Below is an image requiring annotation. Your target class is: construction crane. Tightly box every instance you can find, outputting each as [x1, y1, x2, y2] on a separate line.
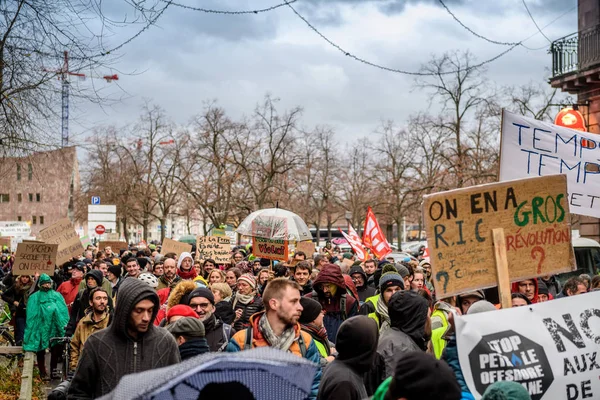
[44, 51, 118, 147]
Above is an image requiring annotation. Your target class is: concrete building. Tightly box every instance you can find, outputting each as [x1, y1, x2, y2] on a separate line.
[550, 0, 600, 241]
[0, 147, 80, 236]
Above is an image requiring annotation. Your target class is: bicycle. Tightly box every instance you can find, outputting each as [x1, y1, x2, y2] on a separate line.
[0, 310, 16, 369]
[48, 336, 72, 382]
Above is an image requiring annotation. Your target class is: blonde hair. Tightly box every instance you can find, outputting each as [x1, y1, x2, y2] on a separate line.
[208, 269, 226, 283]
[210, 282, 232, 298]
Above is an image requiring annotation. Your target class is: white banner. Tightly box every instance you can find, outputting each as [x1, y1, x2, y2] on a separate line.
[456, 291, 600, 400]
[0, 221, 31, 237]
[500, 110, 600, 218]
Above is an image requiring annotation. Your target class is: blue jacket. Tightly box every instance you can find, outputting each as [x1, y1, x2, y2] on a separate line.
[442, 335, 472, 396]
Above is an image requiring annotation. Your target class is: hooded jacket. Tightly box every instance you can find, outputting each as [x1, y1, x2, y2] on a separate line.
[177, 252, 197, 280]
[511, 280, 539, 303]
[23, 274, 70, 353]
[305, 264, 358, 343]
[377, 291, 429, 378]
[68, 278, 180, 399]
[67, 270, 114, 336]
[317, 316, 379, 400]
[348, 266, 376, 302]
[538, 275, 561, 298]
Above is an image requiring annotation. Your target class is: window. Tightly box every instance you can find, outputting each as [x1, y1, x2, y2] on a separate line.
[17, 193, 22, 202]
[28, 193, 33, 202]
[17, 164, 21, 181]
[40, 216, 44, 225]
[27, 163, 32, 180]
[32, 216, 36, 225]
[17, 216, 22, 222]
[36, 193, 41, 202]
[0, 194, 8, 203]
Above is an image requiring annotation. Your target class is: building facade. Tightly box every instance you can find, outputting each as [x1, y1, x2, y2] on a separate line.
[0, 147, 80, 236]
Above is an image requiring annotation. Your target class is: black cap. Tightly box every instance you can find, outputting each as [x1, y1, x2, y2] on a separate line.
[186, 287, 215, 305]
[73, 262, 86, 272]
[108, 265, 122, 278]
[299, 297, 322, 324]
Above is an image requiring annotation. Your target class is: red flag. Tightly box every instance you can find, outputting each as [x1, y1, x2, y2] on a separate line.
[362, 207, 391, 259]
[339, 225, 367, 261]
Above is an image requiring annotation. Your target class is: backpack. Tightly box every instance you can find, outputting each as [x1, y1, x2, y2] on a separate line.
[243, 326, 307, 357]
[217, 323, 233, 352]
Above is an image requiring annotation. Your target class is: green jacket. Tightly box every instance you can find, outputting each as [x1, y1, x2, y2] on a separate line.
[372, 377, 392, 400]
[23, 274, 70, 352]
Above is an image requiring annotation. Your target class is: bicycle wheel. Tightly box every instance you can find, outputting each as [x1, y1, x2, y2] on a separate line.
[0, 328, 17, 369]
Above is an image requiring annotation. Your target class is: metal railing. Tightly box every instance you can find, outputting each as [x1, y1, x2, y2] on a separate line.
[551, 25, 600, 79]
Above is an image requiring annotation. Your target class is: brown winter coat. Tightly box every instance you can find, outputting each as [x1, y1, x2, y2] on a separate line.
[69, 311, 111, 370]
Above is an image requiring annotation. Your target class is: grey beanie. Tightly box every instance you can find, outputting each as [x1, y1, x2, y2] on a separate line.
[395, 263, 410, 279]
[166, 317, 206, 338]
[379, 264, 405, 291]
[467, 300, 497, 315]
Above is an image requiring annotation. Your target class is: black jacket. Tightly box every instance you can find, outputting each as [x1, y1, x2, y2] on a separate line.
[203, 313, 235, 352]
[68, 278, 180, 399]
[178, 338, 210, 360]
[317, 316, 379, 400]
[214, 300, 235, 325]
[1, 281, 33, 318]
[232, 295, 264, 331]
[66, 270, 114, 336]
[349, 266, 376, 302]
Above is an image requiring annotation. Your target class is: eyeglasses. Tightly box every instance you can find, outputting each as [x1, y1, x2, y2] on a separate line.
[191, 302, 211, 309]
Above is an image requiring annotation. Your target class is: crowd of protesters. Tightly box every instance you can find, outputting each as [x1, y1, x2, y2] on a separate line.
[0, 240, 598, 400]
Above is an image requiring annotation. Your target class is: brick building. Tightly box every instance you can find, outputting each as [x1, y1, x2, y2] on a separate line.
[0, 147, 80, 236]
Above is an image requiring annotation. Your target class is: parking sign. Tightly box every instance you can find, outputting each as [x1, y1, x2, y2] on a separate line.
[91, 196, 101, 205]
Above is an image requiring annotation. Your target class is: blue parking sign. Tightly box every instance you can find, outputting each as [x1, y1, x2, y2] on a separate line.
[91, 196, 101, 205]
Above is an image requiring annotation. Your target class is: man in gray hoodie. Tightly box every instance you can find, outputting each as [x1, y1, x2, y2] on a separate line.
[68, 278, 180, 399]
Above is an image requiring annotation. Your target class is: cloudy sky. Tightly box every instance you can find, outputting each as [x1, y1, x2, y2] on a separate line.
[68, 0, 578, 144]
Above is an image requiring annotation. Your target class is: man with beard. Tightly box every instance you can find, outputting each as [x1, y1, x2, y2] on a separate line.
[292, 261, 313, 296]
[349, 265, 376, 302]
[305, 264, 358, 343]
[251, 258, 262, 276]
[227, 278, 322, 400]
[377, 290, 430, 378]
[70, 287, 112, 371]
[68, 278, 180, 398]
[156, 257, 182, 290]
[67, 270, 114, 336]
[186, 287, 234, 352]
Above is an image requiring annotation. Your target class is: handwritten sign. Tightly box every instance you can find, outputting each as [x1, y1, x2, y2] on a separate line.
[38, 218, 84, 266]
[161, 237, 192, 257]
[13, 242, 58, 275]
[500, 110, 600, 218]
[196, 236, 231, 264]
[99, 241, 128, 253]
[296, 241, 315, 257]
[423, 175, 575, 297]
[253, 237, 289, 261]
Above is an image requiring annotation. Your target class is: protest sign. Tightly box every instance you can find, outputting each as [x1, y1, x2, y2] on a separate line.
[161, 237, 192, 256]
[0, 221, 30, 237]
[500, 110, 600, 218]
[196, 236, 231, 264]
[13, 242, 58, 275]
[38, 218, 84, 266]
[457, 291, 600, 400]
[296, 241, 315, 257]
[423, 175, 575, 297]
[253, 237, 289, 261]
[99, 241, 128, 253]
[211, 228, 226, 237]
[80, 235, 92, 249]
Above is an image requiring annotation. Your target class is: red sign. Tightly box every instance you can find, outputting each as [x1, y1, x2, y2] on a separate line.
[362, 207, 391, 260]
[95, 225, 105, 235]
[554, 108, 587, 132]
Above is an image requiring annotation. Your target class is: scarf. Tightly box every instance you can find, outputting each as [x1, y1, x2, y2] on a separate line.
[178, 338, 210, 360]
[258, 313, 296, 351]
[376, 294, 391, 334]
[233, 291, 255, 307]
[301, 323, 330, 356]
[177, 268, 197, 280]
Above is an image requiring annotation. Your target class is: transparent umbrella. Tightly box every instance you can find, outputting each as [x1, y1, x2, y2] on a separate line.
[236, 208, 312, 241]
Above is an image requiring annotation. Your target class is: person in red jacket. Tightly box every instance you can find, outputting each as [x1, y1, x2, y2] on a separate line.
[511, 279, 539, 303]
[57, 262, 85, 312]
[305, 263, 358, 343]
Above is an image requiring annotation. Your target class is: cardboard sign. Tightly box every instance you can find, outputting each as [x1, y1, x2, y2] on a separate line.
[38, 218, 84, 266]
[457, 292, 600, 400]
[161, 237, 192, 257]
[13, 242, 58, 275]
[500, 110, 600, 218]
[253, 237, 289, 261]
[296, 241, 315, 257]
[211, 228, 226, 237]
[423, 175, 575, 297]
[196, 236, 231, 264]
[99, 241, 128, 253]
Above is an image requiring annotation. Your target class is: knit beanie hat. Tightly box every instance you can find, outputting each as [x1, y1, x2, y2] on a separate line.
[388, 351, 461, 400]
[186, 287, 215, 305]
[466, 300, 497, 315]
[395, 263, 410, 279]
[238, 274, 257, 290]
[537, 279, 549, 295]
[379, 264, 405, 291]
[166, 304, 199, 321]
[166, 317, 206, 338]
[299, 297, 322, 324]
[482, 381, 532, 400]
[108, 265, 122, 278]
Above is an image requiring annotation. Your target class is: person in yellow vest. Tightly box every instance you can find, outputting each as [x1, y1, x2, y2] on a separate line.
[430, 297, 458, 359]
[359, 264, 404, 333]
[299, 297, 336, 367]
